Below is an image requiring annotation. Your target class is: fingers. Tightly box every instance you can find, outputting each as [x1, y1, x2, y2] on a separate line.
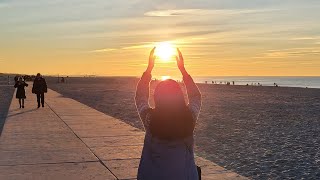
[147, 47, 156, 72]
[149, 47, 156, 59]
[151, 47, 156, 54]
[177, 48, 183, 60]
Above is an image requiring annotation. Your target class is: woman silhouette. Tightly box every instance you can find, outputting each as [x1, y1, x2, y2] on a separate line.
[14, 77, 28, 108]
[135, 48, 202, 180]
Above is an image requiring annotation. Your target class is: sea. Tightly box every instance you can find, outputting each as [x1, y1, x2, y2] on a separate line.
[2, 74, 320, 89]
[191, 76, 320, 89]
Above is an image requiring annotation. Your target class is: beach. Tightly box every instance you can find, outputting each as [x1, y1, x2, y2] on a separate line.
[0, 84, 15, 135]
[45, 77, 319, 179]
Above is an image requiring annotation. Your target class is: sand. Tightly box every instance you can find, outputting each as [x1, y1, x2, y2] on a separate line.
[45, 76, 320, 179]
[0, 85, 15, 135]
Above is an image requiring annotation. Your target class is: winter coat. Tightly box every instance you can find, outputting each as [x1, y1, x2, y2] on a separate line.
[14, 81, 28, 99]
[32, 77, 47, 94]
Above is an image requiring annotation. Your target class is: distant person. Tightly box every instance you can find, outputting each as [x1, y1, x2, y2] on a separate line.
[135, 48, 202, 180]
[32, 73, 47, 108]
[14, 75, 19, 83]
[14, 77, 28, 108]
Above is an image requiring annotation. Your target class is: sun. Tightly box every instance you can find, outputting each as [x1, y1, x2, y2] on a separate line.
[155, 42, 175, 62]
[161, 76, 171, 81]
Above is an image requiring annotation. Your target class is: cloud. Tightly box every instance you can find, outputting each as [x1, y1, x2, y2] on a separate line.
[144, 8, 277, 17]
[88, 48, 117, 53]
[145, 9, 203, 17]
[0, 2, 11, 9]
[290, 36, 320, 40]
[255, 47, 320, 59]
[122, 44, 152, 50]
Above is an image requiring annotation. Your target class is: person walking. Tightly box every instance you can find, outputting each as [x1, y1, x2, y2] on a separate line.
[14, 77, 28, 108]
[135, 48, 202, 180]
[32, 73, 47, 108]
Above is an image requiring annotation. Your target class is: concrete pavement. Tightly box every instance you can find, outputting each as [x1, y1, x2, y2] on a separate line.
[0, 85, 247, 180]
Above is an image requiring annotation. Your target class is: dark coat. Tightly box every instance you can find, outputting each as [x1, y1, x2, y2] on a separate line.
[14, 81, 28, 99]
[32, 77, 47, 94]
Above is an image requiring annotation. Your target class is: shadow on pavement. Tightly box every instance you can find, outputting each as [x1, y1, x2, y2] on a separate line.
[6, 108, 38, 118]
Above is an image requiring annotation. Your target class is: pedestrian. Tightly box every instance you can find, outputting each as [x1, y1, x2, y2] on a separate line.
[14, 77, 28, 108]
[32, 73, 47, 108]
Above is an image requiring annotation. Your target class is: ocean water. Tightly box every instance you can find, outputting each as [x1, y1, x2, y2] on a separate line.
[192, 76, 320, 89]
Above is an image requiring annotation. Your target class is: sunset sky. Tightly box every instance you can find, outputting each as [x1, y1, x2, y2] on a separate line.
[1, 0, 320, 77]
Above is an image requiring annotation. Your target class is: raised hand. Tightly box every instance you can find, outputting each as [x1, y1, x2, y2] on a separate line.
[146, 47, 156, 73]
[176, 48, 187, 75]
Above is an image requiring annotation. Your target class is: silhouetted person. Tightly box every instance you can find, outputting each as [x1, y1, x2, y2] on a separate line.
[14, 75, 19, 83]
[14, 77, 28, 108]
[135, 48, 201, 180]
[32, 73, 47, 108]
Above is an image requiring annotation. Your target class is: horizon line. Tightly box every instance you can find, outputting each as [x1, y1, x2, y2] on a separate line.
[1, 73, 319, 78]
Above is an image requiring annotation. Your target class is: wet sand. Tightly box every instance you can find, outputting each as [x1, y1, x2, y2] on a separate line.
[47, 77, 320, 179]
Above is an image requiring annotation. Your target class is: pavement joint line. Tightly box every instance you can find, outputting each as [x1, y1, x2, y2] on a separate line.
[45, 100, 119, 180]
[80, 135, 145, 138]
[103, 158, 140, 161]
[84, 144, 143, 148]
[49, 115, 106, 117]
[100, 158, 141, 161]
[0, 160, 100, 167]
[82, 135, 144, 138]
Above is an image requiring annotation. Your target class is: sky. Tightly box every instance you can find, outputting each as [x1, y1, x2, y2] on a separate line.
[1, 0, 320, 77]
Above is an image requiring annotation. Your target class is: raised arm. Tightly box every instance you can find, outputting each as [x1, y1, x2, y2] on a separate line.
[135, 48, 155, 130]
[176, 48, 202, 121]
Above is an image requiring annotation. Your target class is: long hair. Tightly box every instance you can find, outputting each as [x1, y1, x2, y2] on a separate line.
[150, 79, 194, 140]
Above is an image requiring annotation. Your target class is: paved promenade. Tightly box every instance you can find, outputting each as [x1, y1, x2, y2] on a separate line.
[0, 85, 247, 179]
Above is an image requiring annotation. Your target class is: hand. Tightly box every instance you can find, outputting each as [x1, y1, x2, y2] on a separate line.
[176, 48, 187, 74]
[146, 47, 156, 73]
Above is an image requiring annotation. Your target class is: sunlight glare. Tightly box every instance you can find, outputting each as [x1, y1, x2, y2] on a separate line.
[161, 76, 171, 81]
[155, 42, 175, 62]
